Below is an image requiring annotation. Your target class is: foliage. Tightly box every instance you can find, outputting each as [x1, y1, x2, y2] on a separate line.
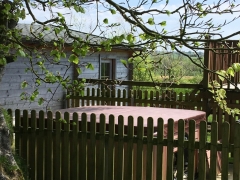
[209, 63, 240, 116]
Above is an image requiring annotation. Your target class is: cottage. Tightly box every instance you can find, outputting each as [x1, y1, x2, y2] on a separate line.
[0, 24, 134, 111]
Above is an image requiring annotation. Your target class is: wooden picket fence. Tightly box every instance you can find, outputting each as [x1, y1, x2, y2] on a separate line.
[67, 86, 240, 141]
[13, 109, 240, 180]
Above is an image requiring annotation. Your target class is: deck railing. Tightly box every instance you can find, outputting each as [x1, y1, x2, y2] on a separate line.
[67, 79, 240, 141]
[14, 109, 239, 180]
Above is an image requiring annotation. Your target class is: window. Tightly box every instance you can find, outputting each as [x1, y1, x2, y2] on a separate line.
[101, 59, 115, 80]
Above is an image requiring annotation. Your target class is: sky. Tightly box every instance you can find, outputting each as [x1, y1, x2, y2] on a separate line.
[19, 0, 240, 42]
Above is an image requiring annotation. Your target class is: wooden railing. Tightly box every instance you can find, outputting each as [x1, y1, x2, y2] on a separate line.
[67, 80, 240, 141]
[14, 109, 239, 180]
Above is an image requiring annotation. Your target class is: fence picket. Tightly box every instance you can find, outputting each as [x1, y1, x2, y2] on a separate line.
[166, 119, 174, 180]
[71, 112, 79, 180]
[136, 117, 143, 180]
[80, 113, 87, 180]
[46, 111, 53, 180]
[233, 122, 240, 180]
[62, 112, 70, 180]
[176, 119, 185, 180]
[124, 116, 134, 180]
[146, 117, 154, 180]
[98, 114, 106, 180]
[187, 120, 196, 180]
[156, 118, 164, 180]
[87, 88, 90, 106]
[117, 89, 121, 106]
[89, 113, 96, 180]
[53, 112, 61, 180]
[198, 121, 207, 180]
[116, 115, 124, 180]
[38, 110, 45, 180]
[29, 110, 37, 180]
[108, 114, 115, 180]
[14, 109, 21, 156]
[97, 88, 101, 105]
[210, 121, 218, 180]
[221, 122, 230, 180]
[22, 110, 29, 169]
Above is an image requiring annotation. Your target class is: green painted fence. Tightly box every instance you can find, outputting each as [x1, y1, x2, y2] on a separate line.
[13, 109, 240, 180]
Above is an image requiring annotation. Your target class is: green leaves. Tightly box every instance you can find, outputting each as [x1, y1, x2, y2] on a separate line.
[103, 18, 108, 24]
[227, 67, 235, 77]
[147, 18, 155, 25]
[0, 57, 6, 65]
[110, 9, 116, 14]
[126, 34, 135, 44]
[21, 81, 28, 89]
[38, 98, 44, 105]
[68, 54, 79, 64]
[232, 63, 240, 72]
[217, 70, 226, 81]
[17, 49, 26, 57]
[120, 59, 128, 67]
[74, 5, 85, 13]
[86, 63, 94, 70]
[159, 21, 166, 27]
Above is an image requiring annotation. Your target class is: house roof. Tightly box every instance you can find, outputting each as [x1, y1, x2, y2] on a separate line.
[17, 23, 105, 44]
[16, 24, 135, 51]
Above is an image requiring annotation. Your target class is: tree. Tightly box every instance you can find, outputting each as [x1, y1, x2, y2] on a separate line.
[0, 0, 240, 178]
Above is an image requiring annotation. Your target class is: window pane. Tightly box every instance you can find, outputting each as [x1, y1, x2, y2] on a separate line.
[101, 62, 111, 79]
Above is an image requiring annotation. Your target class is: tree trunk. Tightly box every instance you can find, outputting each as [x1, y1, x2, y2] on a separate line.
[0, 66, 24, 179]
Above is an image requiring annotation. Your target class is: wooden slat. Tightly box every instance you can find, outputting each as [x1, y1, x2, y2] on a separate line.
[98, 114, 106, 180]
[210, 121, 218, 180]
[92, 88, 96, 106]
[75, 92, 80, 107]
[166, 119, 174, 180]
[233, 122, 240, 180]
[38, 110, 45, 180]
[22, 110, 29, 167]
[124, 116, 134, 180]
[46, 111, 53, 180]
[123, 90, 127, 106]
[156, 118, 164, 180]
[87, 88, 90, 106]
[136, 117, 143, 180]
[29, 110, 37, 180]
[89, 113, 96, 180]
[176, 119, 185, 180]
[108, 114, 115, 180]
[116, 115, 124, 180]
[117, 89, 121, 106]
[187, 120, 196, 180]
[71, 112, 79, 180]
[53, 112, 61, 180]
[97, 88, 101, 105]
[198, 121, 207, 180]
[146, 117, 153, 180]
[62, 112, 70, 180]
[14, 109, 21, 157]
[221, 122, 229, 180]
[80, 113, 87, 180]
